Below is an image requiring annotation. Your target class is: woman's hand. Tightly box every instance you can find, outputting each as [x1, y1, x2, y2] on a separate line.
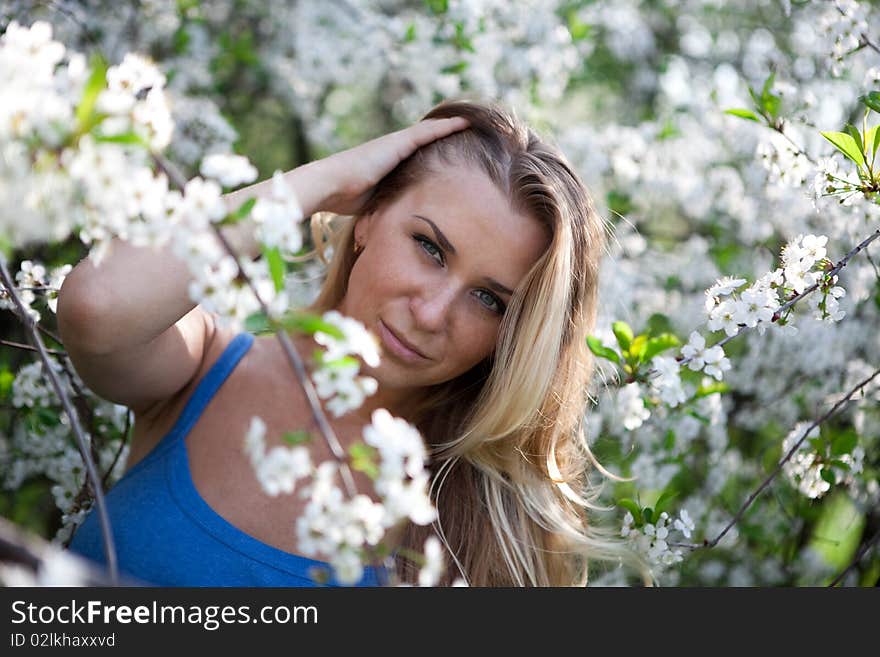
[302, 117, 469, 216]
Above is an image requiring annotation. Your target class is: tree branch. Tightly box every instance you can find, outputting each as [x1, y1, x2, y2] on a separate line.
[152, 153, 361, 499]
[0, 338, 66, 357]
[0, 258, 118, 583]
[703, 364, 880, 549]
[671, 227, 880, 372]
[828, 528, 880, 587]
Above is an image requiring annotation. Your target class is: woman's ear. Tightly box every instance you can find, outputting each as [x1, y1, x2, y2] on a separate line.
[353, 212, 374, 246]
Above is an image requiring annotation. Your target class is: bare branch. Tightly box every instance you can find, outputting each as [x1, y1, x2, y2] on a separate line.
[0, 257, 118, 584]
[828, 528, 880, 587]
[152, 153, 361, 499]
[703, 365, 880, 549]
[0, 338, 66, 357]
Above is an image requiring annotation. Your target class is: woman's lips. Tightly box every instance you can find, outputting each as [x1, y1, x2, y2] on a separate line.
[378, 320, 429, 363]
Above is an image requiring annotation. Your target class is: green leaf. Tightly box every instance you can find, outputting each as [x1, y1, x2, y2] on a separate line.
[94, 132, 148, 147]
[349, 442, 379, 480]
[806, 492, 865, 578]
[611, 321, 633, 352]
[404, 23, 417, 42]
[829, 458, 851, 472]
[760, 72, 781, 119]
[227, 197, 257, 224]
[618, 498, 642, 523]
[866, 124, 880, 157]
[280, 312, 344, 339]
[629, 334, 647, 361]
[566, 11, 591, 41]
[645, 313, 674, 337]
[75, 54, 108, 133]
[830, 431, 858, 457]
[0, 368, 14, 401]
[320, 355, 359, 370]
[261, 245, 285, 293]
[821, 131, 866, 168]
[642, 333, 680, 363]
[724, 108, 762, 123]
[642, 507, 654, 525]
[684, 409, 711, 425]
[820, 468, 836, 485]
[695, 380, 729, 398]
[586, 336, 620, 364]
[440, 61, 468, 75]
[860, 91, 880, 114]
[244, 311, 270, 334]
[654, 490, 678, 517]
[425, 0, 449, 14]
[282, 430, 312, 446]
[844, 123, 864, 156]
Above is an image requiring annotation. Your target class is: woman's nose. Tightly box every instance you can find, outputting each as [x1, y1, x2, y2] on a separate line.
[410, 282, 457, 333]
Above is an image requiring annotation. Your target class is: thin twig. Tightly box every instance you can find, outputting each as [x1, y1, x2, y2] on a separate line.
[704, 365, 880, 549]
[860, 35, 880, 56]
[102, 410, 131, 490]
[828, 529, 880, 587]
[668, 227, 880, 373]
[152, 153, 360, 498]
[0, 257, 118, 583]
[36, 322, 63, 346]
[0, 339, 66, 357]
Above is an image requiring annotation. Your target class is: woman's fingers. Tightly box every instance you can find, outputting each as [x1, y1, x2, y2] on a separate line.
[315, 116, 470, 215]
[392, 117, 470, 159]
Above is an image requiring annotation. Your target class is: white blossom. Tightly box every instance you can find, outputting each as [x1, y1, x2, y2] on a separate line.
[418, 536, 445, 587]
[618, 382, 650, 430]
[651, 356, 687, 407]
[252, 171, 305, 255]
[199, 153, 258, 188]
[673, 509, 695, 539]
[315, 310, 381, 368]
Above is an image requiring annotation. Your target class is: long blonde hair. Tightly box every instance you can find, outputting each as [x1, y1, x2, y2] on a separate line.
[308, 100, 633, 586]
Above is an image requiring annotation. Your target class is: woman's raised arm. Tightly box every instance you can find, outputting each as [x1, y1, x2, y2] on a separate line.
[55, 117, 469, 414]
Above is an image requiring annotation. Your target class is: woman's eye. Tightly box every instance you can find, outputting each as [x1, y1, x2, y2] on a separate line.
[414, 234, 444, 265]
[475, 289, 504, 315]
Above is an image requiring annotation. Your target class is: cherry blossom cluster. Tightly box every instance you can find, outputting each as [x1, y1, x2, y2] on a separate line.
[621, 509, 695, 570]
[5, 359, 129, 541]
[311, 311, 381, 418]
[242, 407, 438, 585]
[0, 259, 71, 324]
[781, 422, 865, 499]
[817, 0, 871, 76]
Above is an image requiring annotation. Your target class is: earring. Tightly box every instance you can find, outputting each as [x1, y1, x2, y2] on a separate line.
[353, 240, 364, 255]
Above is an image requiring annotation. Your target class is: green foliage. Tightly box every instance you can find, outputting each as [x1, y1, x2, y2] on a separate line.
[748, 72, 782, 122]
[724, 108, 762, 123]
[807, 492, 865, 577]
[282, 430, 313, 446]
[220, 197, 257, 225]
[261, 244, 286, 293]
[589, 320, 681, 382]
[586, 335, 621, 364]
[821, 130, 865, 168]
[860, 90, 880, 114]
[349, 442, 379, 480]
[74, 54, 109, 137]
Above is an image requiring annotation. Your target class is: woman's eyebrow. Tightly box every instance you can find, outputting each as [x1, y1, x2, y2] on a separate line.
[483, 277, 514, 297]
[413, 214, 514, 297]
[413, 214, 457, 255]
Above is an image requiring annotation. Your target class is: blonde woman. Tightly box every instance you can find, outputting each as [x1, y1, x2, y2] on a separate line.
[59, 100, 625, 586]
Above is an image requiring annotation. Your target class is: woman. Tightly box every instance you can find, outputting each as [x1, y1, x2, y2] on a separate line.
[59, 100, 624, 586]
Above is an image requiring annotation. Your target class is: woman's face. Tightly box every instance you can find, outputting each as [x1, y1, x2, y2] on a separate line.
[337, 160, 550, 412]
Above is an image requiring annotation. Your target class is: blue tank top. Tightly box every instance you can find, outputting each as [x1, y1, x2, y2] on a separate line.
[68, 332, 388, 586]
